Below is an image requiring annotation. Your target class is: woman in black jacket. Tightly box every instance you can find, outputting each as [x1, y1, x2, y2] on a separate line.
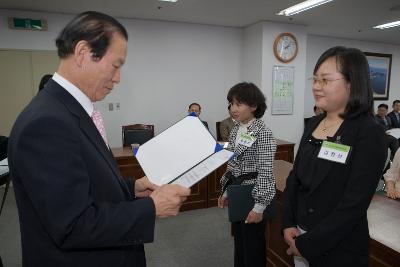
[282, 46, 387, 266]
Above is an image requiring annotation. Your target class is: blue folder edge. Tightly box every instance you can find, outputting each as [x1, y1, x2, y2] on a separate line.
[214, 142, 223, 153]
[133, 147, 139, 156]
[188, 112, 197, 117]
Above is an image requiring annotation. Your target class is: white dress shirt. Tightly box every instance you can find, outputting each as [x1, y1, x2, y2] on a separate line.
[52, 72, 94, 117]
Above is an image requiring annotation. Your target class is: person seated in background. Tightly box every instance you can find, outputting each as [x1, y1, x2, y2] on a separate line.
[375, 103, 393, 130]
[383, 149, 400, 199]
[313, 105, 324, 116]
[375, 103, 399, 159]
[188, 102, 208, 129]
[387, 100, 400, 128]
[219, 104, 235, 142]
[38, 74, 53, 91]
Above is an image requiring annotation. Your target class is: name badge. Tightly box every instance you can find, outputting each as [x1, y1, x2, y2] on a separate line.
[238, 133, 256, 147]
[317, 141, 351, 164]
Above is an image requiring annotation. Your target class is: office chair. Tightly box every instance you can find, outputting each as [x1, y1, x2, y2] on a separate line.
[122, 124, 154, 146]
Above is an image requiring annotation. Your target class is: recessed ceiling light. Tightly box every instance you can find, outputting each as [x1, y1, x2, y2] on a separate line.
[277, 0, 334, 16]
[373, 21, 400, 29]
[158, 0, 178, 2]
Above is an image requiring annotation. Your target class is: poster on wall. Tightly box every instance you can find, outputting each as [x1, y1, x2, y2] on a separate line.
[364, 52, 392, 100]
[272, 66, 294, 115]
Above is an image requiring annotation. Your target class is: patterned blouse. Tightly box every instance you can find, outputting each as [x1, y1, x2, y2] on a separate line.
[220, 118, 276, 212]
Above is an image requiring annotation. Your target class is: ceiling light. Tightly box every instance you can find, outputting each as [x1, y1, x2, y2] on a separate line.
[158, 0, 178, 2]
[373, 21, 400, 29]
[277, 0, 334, 16]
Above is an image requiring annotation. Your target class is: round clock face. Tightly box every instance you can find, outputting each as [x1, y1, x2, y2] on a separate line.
[273, 33, 298, 63]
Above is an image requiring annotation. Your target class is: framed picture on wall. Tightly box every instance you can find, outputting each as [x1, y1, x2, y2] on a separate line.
[364, 52, 392, 100]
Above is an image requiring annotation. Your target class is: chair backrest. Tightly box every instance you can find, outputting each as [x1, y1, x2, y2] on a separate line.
[216, 121, 222, 141]
[0, 136, 8, 161]
[122, 124, 154, 146]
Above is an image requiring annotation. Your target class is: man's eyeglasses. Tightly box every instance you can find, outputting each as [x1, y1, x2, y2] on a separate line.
[309, 77, 345, 87]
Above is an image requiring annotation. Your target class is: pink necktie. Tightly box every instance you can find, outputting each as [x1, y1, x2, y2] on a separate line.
[92, 109, 109, 146]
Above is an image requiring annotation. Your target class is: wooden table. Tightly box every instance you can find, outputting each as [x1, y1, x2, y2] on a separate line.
[268, 160, 400, 267]
[111, 139, 295, 211]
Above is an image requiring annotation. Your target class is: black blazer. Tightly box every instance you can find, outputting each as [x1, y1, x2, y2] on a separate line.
[387, 111, 400, 128]
[8, 80, 155, 267]
[282, 114, 386, 266]
[374, 115, 392, 131]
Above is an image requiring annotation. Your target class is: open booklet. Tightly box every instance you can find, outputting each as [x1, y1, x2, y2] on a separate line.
[134, 114, 234, 188]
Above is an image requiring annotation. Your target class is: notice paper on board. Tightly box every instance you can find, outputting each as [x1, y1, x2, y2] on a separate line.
[134, 115, 234, 188]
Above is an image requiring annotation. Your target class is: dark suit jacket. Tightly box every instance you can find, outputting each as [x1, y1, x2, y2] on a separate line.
[8, 80, 155, 267]
[387, 111, 400, 128]
[375, 115, 392, 131]
[282, 114, 386, 266]
[201, 120, 209, 129]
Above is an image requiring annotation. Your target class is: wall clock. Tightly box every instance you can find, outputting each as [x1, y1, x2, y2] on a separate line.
[273, 33, 298, 63]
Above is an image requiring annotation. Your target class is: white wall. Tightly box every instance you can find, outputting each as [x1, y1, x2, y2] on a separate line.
[242, 22, 308, 146]
[2, 9, 399, 149]
[261, 22, 308, 146]
[242, 23, 263, 87]
[305, 35, 400, 118]
[103, 19, 242, 147]
[0, 10, 242, 147]
[0, 10, 71, 50]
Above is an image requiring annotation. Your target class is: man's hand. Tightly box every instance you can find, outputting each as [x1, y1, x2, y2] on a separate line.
[135, 176, 157, 197]
[245, 210, 263, 224]
[283, 227, 302, 257]
[217, 196, 228, 208]
[150, 184, 191, 218]
[287, 241, 301, 257]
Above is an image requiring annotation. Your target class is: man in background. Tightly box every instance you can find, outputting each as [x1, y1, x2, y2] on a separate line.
[387, 100, 400, 128]
[218, 104, 235, 142]
[188, 102, 209, 129]
[376, 103, 399, 159]
[8, 11, 190, 267]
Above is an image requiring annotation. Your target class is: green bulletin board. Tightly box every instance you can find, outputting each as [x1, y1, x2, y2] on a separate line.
[272, 65, 294, 115]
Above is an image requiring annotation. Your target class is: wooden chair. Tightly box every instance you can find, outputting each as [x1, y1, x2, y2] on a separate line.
[122, 124, 154, 146]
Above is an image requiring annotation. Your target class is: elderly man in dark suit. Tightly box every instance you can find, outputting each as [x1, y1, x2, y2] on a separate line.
[8, 11, 190, 267]
[376, 103, 399, 159]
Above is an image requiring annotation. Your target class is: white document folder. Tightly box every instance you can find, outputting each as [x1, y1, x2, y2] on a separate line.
[134, 115, 234, 187]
